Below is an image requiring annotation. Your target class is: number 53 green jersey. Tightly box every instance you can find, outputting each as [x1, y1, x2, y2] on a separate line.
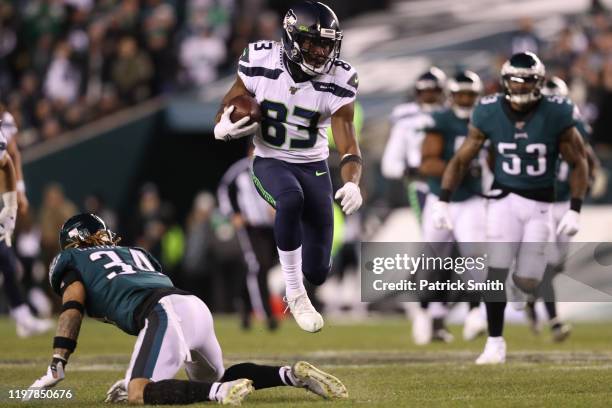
[49, 246, 174, 335]
[471, 93, 576, 195]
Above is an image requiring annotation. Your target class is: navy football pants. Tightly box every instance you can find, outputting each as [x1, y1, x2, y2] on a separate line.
[0, 241, 25, 308]
[252, 156, 333, 286]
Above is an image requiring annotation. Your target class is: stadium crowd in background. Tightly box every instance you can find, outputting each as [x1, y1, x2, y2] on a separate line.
[2, 1, 609, 151]
[0, 0, 283, 148]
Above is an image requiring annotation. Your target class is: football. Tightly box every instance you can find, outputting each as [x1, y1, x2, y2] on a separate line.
[228, 94, 262, 125]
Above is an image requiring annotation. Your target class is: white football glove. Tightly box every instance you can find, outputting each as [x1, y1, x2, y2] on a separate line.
[432, 200, 453, 230]
[105, 379, 128, 403]
[334, 182, 362, 215]
[556, 209, 580, 236]
[24, 355, 66, 401]
[0, 191, 17, 246]
[214, 105, 260, 141]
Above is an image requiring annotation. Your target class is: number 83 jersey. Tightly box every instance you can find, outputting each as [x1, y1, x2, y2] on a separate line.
[471, 93, 577, 195]
[49, 246, 174, 335]
[238, 41, 358, 163]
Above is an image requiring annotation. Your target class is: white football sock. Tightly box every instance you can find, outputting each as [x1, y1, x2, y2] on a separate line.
[429, 302, 448, 319]
[279, 366, 298, 386]
[278, 246, 305, 298]
[487, 336, 504, 344]
[209, 382, 222, 401]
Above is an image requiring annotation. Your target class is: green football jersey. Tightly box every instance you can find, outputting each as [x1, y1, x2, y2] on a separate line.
[555, 113, 590, 202]
[49, 245, 174, 335]
[471, 93, 576, 195]
[425, 109, 482, 202]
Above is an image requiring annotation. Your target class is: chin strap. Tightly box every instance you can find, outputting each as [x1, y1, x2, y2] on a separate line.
[283, 55, 314, 83]
[452, 106, 472, 119]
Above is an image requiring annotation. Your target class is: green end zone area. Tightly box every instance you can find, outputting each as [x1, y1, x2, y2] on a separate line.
[0, 317, 611, 407]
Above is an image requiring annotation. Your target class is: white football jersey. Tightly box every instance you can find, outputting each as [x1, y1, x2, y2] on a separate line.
[0, 112, 13, 160]
[237, 41, 358, 163]
[0, 111, 17, 143]
[381, 102, 436, 179]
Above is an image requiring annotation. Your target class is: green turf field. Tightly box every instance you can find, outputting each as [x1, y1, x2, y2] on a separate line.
[0, 316, 611, 407]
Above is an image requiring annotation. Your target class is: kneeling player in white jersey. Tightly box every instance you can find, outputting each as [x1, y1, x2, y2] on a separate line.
[214, 1, 363, 333]
[434, 52, 588, 364]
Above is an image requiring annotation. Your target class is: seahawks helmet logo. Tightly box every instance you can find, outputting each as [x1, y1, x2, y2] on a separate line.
[284, 9, 297, 29]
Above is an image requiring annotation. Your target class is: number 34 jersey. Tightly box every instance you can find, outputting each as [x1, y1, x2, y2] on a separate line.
[238, 41, 359, 163]
[49, 246, 174, 334]
[471, 93, 577, 194]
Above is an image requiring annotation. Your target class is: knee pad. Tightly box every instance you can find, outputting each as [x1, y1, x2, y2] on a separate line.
[276, 190, 304, 214]
[512, 274, 540, 294]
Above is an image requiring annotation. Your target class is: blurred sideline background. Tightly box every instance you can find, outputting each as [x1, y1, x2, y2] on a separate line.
[2, 0, 612, 322]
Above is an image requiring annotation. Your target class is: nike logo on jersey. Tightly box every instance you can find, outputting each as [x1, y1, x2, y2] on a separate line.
[315, 171, 327, 176]
[289, 86, 299, 95]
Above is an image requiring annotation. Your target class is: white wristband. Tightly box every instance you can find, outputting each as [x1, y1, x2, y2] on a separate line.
[16, 180, 25, 193]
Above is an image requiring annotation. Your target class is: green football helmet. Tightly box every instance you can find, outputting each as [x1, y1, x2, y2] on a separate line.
[59, 213, 118, 250]
[501, 52, 545, 105]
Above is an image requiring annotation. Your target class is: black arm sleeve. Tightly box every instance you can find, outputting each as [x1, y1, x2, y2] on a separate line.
[59, 269, 83, 295]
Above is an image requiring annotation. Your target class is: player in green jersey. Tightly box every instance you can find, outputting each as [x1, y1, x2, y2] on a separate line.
[434, 52, 589, 364]
[524, 76, 600, 342]
[415, 71, 487, 345]
[26, 214, 348, 405]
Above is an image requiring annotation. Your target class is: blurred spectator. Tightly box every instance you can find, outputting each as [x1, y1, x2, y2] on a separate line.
[0, 1, 18, 95]
[111, 37, 153, 104]
[83, 193, 118, 232]
[44, 41, 81, 106]
[128, 182, 170, 260]
[38, 183, 78, 267]
[592, 58, 612, 151]
[180, 28, 226, 86]
[181, 191, 216, 299]
[510, 17, 542, 55]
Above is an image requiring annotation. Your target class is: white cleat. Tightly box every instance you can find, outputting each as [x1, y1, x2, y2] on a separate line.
[411, 308, 432, 345]
[216, 379, 254, 406]
[463, 308, 487, 341]
[285, 292, 324, 333]
[292, 361, 348, 399]
[475, 337, 506, 365]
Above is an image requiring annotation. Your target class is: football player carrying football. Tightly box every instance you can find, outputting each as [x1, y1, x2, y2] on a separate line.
[214, 1, 362, 333]
[435, 52, 588, 364]
[26, 214, 348, 404]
